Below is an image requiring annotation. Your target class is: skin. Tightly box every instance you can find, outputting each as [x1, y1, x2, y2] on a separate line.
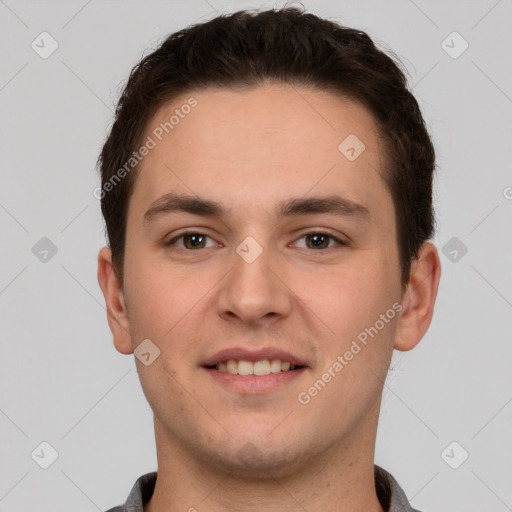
[97, 83, 441, 512]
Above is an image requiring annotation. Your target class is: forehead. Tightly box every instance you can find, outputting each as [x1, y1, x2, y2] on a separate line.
[146, 83, 382, 161]
[129, 83, 392, 227]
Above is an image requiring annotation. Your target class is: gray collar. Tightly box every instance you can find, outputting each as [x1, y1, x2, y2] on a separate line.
[106, 465, 421, 512]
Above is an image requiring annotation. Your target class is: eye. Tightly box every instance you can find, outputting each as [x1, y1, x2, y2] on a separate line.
[292, 231, 347, 250]
[165, 230, 348, 251]
[166, 231, 218, 250]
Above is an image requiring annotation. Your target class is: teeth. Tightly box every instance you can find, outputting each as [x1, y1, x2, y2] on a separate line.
[226, 360, 238, 374]
[214, 359, 300, 376]
[238, 360, 253, 376]
[270, 359, 282, 373]
[253, 360, 270, 376]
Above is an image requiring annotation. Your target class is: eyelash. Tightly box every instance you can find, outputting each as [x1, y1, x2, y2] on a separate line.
[165, 230, 348, 251]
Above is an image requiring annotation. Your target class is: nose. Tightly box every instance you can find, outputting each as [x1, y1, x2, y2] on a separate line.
[215, 237, 292, 329]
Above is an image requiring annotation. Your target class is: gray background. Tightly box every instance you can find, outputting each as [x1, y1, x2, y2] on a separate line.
[0, 0, 511, 510]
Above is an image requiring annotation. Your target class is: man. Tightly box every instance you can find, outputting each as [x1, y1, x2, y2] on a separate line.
[97, 6, 441, 512]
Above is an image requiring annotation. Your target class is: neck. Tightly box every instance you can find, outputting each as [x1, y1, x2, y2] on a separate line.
[145, 417, 385, 512]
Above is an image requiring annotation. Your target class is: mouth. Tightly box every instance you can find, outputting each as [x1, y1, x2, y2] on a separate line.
[200, 347, 309, 394]
[204, 359, 305, 376]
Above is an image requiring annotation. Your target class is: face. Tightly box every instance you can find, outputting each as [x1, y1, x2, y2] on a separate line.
[101, 83, 414, 477]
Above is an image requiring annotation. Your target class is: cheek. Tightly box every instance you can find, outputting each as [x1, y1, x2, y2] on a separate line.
[302, 257, 394, 329]
[123, 247, 184, 342]
[123, 247, 221, 360]
[296, 260, 399, 391]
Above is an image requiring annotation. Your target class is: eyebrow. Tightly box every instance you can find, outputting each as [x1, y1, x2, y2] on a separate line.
[143, 192, 370, 225]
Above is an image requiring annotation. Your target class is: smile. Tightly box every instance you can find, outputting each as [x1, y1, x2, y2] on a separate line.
[208, 359, 303, 376]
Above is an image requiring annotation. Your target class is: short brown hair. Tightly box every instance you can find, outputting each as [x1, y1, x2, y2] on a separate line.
[97, 6, 436, 290]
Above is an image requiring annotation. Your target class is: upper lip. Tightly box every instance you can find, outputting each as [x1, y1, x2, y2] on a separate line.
[201, 347, 309, 367]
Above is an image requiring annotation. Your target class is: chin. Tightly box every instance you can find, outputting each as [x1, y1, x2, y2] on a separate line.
[197, 437, 308, 480]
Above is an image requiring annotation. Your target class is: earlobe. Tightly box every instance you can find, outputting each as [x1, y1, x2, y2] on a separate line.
[394, 241, 441, 352]
[97, 247, 134, 355]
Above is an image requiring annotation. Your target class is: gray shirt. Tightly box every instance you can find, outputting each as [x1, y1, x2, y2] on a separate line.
[105, 465, 421, 512]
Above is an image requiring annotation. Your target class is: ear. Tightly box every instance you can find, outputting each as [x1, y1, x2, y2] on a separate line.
[394, 241, 441, 351]
[97, 246, 133, 354]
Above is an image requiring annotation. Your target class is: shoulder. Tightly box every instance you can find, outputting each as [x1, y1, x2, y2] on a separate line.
[103, 471, 158, 512]
[375, 464, 423, 512]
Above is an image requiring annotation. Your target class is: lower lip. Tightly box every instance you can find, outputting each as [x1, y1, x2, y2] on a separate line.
[202, 367, 307, 394]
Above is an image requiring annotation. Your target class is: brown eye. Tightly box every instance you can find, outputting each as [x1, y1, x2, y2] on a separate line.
[305, 233, 330, 249]
[166, 232, 216, 250]
[294, 232, 346, 250]
[182, 233, 206, 249]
